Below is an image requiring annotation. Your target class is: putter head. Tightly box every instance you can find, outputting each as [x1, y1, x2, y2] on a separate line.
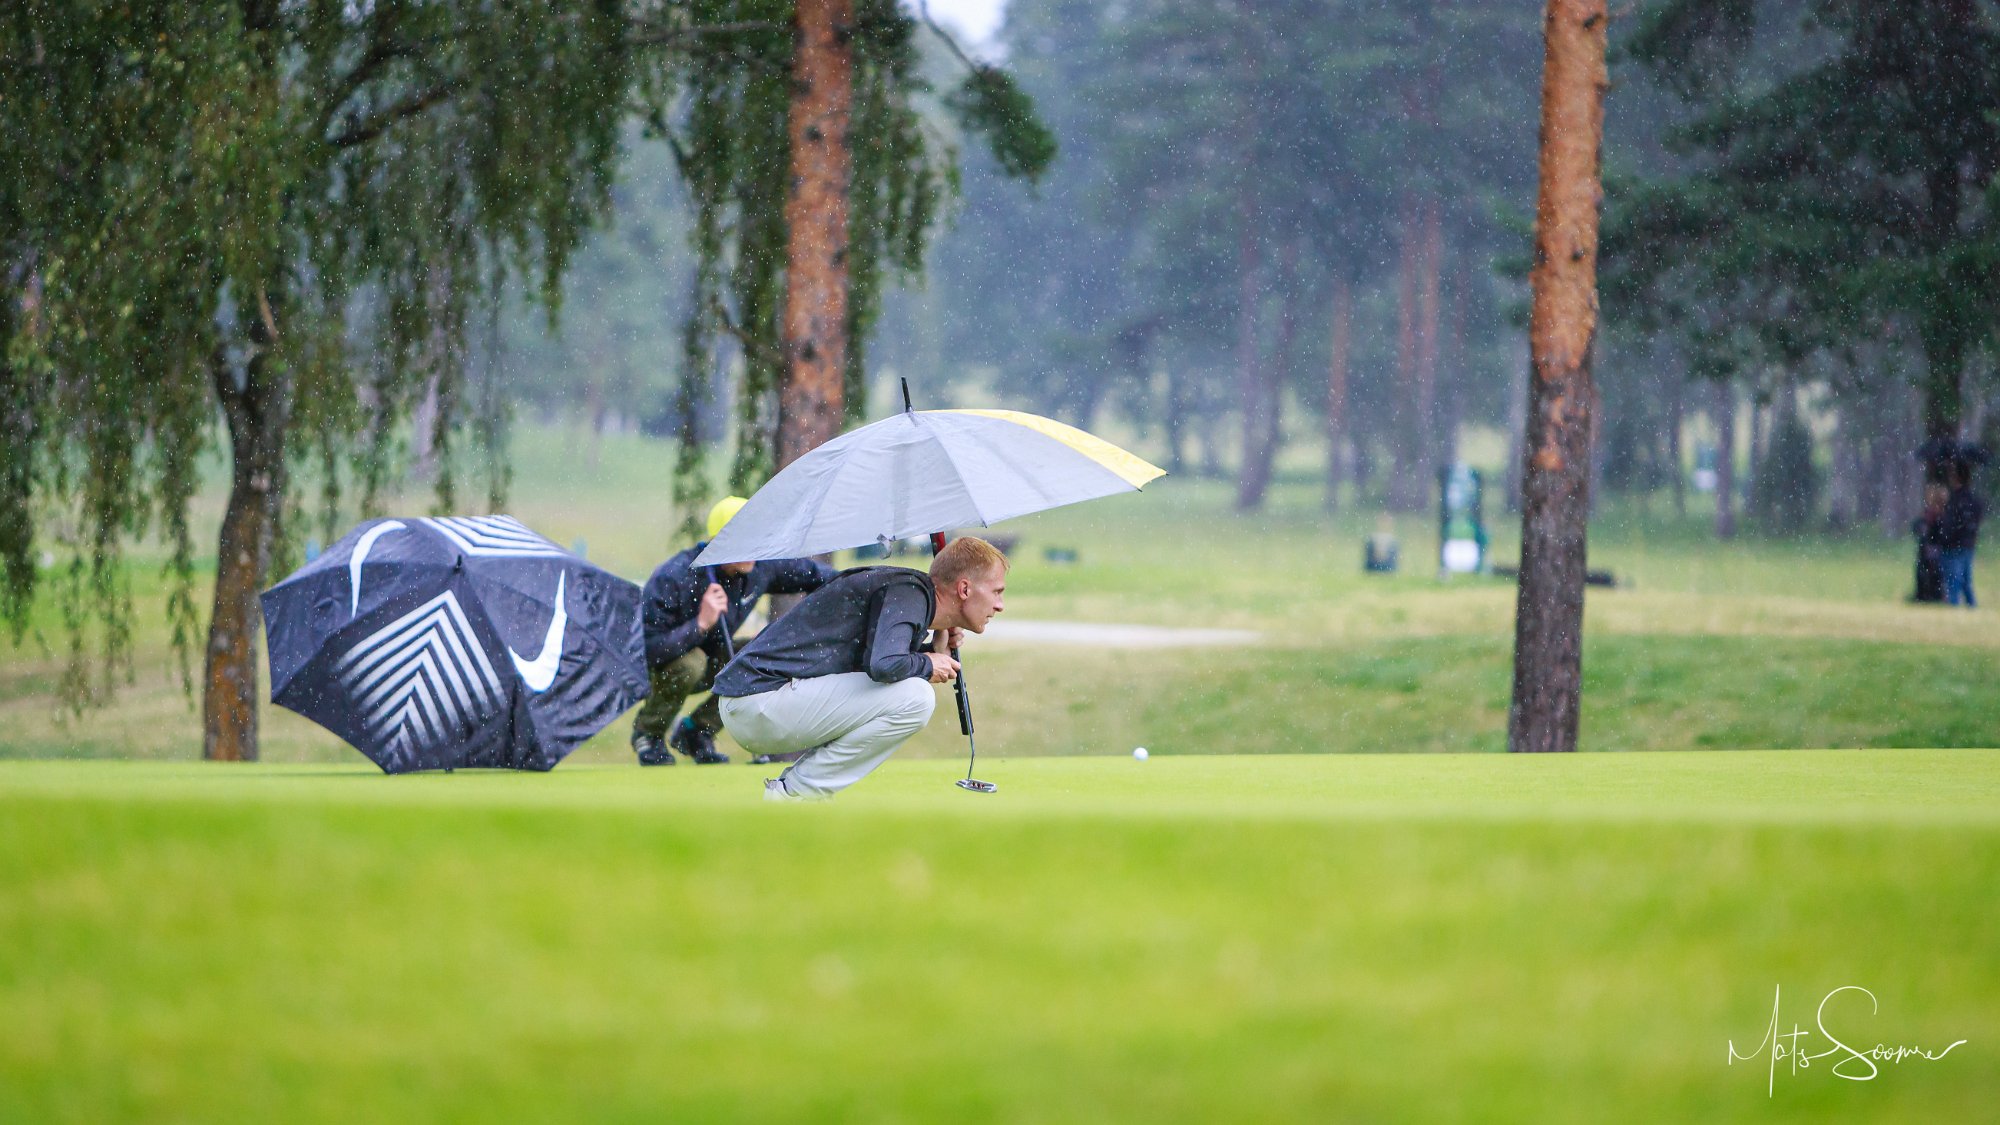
[955, 778, 997, 794]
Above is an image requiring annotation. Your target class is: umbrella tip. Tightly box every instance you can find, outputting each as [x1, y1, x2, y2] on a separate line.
[901, 377, 912, 414]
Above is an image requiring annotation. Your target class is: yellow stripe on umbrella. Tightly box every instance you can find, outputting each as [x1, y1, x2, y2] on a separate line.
[941, 409, 1166, 489]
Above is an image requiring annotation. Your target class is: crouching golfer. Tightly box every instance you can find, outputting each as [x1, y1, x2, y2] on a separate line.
[632, 497, 837, 766]
[715, 536, 1007, 800]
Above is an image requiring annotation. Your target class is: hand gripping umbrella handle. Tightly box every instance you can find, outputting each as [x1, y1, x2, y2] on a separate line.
[705, 566, 735, 661]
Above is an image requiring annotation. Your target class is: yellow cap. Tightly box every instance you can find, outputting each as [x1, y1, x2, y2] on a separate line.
[705, 496, 748, 541]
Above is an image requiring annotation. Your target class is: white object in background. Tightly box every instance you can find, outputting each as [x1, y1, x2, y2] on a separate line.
[1133, 747, 1149, 761]
[1441, 539, 1482, 574]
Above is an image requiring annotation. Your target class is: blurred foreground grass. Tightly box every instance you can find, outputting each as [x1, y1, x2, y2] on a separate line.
[2, 421, 1995, 762]
[3, 751, 1995, 1123]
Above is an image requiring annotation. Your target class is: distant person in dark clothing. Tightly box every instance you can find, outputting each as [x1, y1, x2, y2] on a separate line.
[632, 497, 837, 765]
[1912, 483, 1948, 603]
[1935, 461, 1984, 608]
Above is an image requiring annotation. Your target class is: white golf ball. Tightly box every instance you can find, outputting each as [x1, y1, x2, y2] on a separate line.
[1132, 747, 1148, 761]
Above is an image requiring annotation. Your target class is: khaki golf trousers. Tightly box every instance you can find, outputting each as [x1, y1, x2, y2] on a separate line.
[720, 672, 936, 799]
[630, 647, 725, 741]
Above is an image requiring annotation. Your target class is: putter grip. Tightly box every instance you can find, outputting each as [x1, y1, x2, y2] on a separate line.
[951, 647, 973, 736]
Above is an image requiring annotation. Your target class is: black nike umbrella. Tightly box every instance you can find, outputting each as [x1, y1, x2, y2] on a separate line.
[261, 515, 648, 773]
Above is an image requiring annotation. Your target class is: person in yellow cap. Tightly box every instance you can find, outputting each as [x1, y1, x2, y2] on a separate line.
[630, 497, 837, 766]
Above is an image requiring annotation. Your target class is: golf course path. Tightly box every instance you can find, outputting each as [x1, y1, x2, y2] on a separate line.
[979, 619, 1261, 648]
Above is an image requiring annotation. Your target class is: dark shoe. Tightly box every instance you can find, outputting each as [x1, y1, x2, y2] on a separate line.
[748, 754, 776, 766]
[633, 733, 674, 766]
[670, 718, 729, 765]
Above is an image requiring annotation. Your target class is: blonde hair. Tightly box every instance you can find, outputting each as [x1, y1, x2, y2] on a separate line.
[930, 536, 1008, 589]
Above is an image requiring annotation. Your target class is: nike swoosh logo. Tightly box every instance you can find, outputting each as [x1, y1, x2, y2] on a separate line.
[350, 521, 408, 617]
[509, 571, 567, 693]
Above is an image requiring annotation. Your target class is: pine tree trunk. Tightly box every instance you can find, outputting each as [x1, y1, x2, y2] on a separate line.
[1713, 381, 1737, 539]
[1920, 327, 1965, 450]
[1389, 205, 1423, 511]
[1415, 198, 1444, 473]
[1232, 202, 1270, 511]
[1891, 384, 1924, 527]
[1239, 239, 1297, 510]
[204, 306, 288, 763]
[1508, 0, 1607, 756]
[1441, 258, 1467, 468]
[1504, 332, 1528, 512]
[1325, 275, 1352, 512]
[1668, 372, 1686, 518]
[1918, 139, 1969, 447]
[1853, 396, 1882, 528]
[1267, 240, 1299, 456]
[1746, 397, 1768, 523]
[1874, 419, 1900, 537]
[777, 0, 854, 474]
[1827, 407, 1857, 528]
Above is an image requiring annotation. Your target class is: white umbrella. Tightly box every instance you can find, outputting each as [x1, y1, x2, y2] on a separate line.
[693, 406, 1164, 566]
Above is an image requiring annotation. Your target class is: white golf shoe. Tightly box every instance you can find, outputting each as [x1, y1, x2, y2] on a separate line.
[763, 777, 800, 802]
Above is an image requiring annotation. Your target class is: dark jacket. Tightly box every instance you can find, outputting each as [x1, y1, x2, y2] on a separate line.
[640, 544, 836, 670]
[1934, 487, 1985, 551]
[712, 567, 935, 698]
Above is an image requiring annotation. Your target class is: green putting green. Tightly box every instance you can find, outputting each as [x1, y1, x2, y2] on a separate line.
[3, 751, 1994, 1123]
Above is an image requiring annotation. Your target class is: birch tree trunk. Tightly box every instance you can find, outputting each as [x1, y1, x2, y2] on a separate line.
[204, 303, 288, 762]
[1507, 0, 1607, 755]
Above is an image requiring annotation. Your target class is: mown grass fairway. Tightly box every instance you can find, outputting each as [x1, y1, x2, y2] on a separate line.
[3, 752, 1995, 1123]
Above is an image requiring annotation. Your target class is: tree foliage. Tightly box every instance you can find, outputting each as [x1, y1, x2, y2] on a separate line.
[656, 0, 1053, 538]
[898, 0, 1540, 505]
[2, 1, 632, 714]
[1, 1, 1053, 748]
[1614, 0, 2000, 440]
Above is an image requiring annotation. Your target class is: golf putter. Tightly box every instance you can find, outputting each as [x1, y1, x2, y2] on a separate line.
[928, 506, 994, 794]
[951, 646, 995, 793]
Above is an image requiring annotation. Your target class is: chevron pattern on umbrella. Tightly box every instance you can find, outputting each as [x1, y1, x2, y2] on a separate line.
[336, 590, 505, 760]
[421, 515, 570, 557]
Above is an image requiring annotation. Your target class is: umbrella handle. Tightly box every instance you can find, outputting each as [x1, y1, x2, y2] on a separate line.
[705, 566, 735, 661]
